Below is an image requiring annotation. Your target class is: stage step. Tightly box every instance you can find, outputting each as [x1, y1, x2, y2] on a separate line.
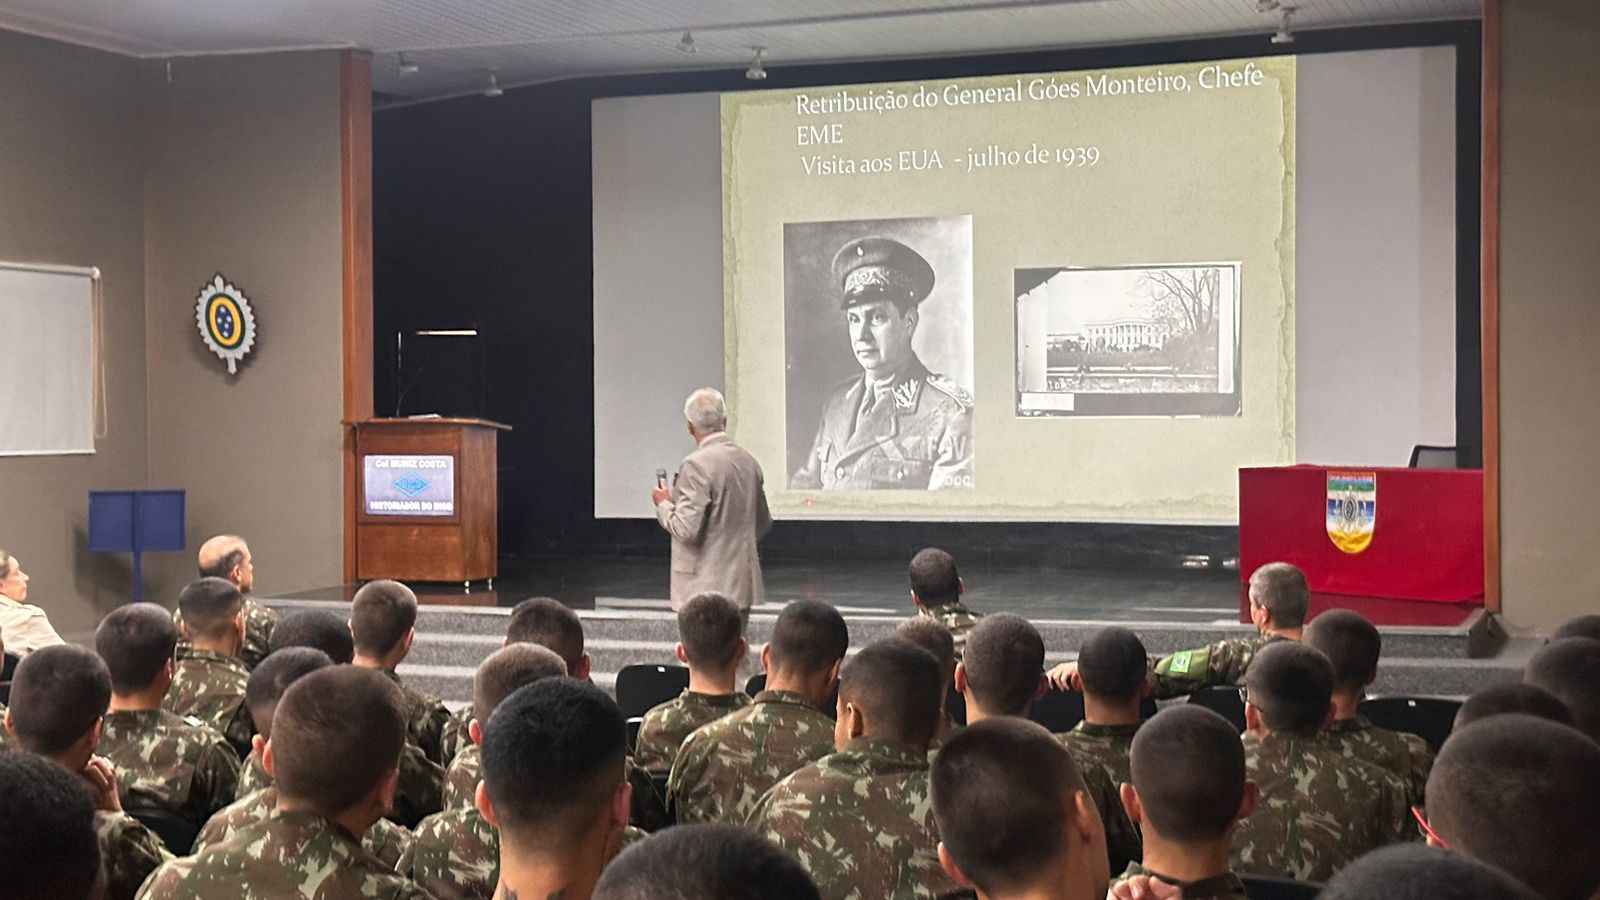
[261, 597, 1518, 707]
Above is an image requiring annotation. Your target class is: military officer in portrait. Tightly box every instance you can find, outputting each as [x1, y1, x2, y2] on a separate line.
[790, 236, 974, 491]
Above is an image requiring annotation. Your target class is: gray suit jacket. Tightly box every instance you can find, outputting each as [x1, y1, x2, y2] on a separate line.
[656, 432, 773, 610]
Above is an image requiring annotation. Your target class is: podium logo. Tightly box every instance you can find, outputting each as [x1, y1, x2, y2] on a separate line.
[1326, 471, 1377, 554]
[393, 472, 431, 497]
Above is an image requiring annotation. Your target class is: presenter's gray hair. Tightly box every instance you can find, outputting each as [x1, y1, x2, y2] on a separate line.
[684, 388, 727, 433]
[0, 549, 11, 582]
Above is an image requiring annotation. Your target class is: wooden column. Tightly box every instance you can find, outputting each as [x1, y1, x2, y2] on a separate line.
[340, 50, 375, 582]
[1481, 1, 1502, 612]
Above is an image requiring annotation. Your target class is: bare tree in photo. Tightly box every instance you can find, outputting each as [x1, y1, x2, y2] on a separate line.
[1142, 266, 1221, 375]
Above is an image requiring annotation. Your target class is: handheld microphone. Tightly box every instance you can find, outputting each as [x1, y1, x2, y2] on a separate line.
[655, 468, 668, 488]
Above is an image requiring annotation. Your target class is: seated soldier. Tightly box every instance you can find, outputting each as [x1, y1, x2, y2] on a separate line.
[932, 717, 1108, 900]
[908, 547, 982, 659]
[594, 823, 821, 900]
[402, 643, 568, 900]
[1424, 715, 1600, 900]
[1057, 626, 1149, 873]
[634, 592, 751, 775]
[478, 679, 633, 900]
[1321, 844, 1542, 900]
[350, 580, 451, 764]
[6, 645, 170, 900]
[1523, 637, 1600, 742]
[751, 638, 960, 900]
[163, 577, 255, 755]
[1453, 682, 1573, 732]
[1113, 706, 1256, 899]
[95, 604, 242, 830]
[668, 599, 848, 825]
[174, 535, 276, 668]
[1231, 642, 1407, 882]
[1048, 562, 1308, 699]
[267, 609, 355, 663]
[139, 667, 430, 898]
[957, 615, 1138, 874]
[0, 753, 105, 900]
[1302, 609, 1433, 805]
[894, 616, 959, 744]
[192, 647, 412, 868]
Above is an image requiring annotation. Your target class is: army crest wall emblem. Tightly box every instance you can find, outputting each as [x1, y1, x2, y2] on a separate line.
[1326, 471, 1377, 554]
[195, 273, 257, 375]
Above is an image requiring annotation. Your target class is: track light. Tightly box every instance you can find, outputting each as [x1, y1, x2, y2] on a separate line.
[677, 30, 697, 54]
[1271, 8, 1295, 43]
[483, 70, 504, 98]
[746, 46, 767, 81]
[398, 52, 419, 76]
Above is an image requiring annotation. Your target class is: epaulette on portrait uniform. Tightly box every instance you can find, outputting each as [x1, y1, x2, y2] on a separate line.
[924, 373, 974, 409]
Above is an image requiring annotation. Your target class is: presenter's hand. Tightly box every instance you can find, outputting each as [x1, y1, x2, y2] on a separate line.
[1108, 875, 1181, 900]
[651, 485, 672, 506]
[1046, 661, 1082, 692]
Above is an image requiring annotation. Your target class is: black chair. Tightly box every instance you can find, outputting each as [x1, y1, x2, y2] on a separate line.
[125, 799, 199, 856]
[0, 650, 18, 705]
[1187, 685, 1248, 732]
[1408, 444, 1458, 469]
[649, 771, 671, 807]
[945, 684, 967, 727]
[1242, 875, 1322, 899]
[626, 716, 642, 752]
[1030, 689, 1086, 733]
[615, 664, 689, 720]
[743, 673, 839, 719]
[1359, 696, 1462, 754]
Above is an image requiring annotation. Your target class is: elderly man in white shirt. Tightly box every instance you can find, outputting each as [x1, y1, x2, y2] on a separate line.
[0, 548, 64, 653]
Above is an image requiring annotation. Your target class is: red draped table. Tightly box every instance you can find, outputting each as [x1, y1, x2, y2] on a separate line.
[1238, 466, 1484, 603]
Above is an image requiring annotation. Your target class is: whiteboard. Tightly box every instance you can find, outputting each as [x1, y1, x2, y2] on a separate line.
[0, 264, 99, 456]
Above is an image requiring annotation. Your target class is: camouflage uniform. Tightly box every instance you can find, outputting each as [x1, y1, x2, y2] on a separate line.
[441, 739, 664, 831]
[100, 709, 243, 829]
[439, 704, 474, 766]
[399, 805, 498, 900]
[1113, 862, 1248, 900]
[140, 808, 429, 899]
[749, 737, 959, 900]
[1231, 732, 1409, 882]
[235, 751, 270, 801]
[442, 742, 480, 811]
[390, 741, 447, 829]
[667, 689, 837, 825]
[192, 786, 414, 870]
[633, 690, 751, 774]
[174, 599, 279, 670]
[1058, 721, 1143, 873]
[917, 602, 983, 660]
[1150, 634, 1284, 699]
[1322, 715, 1434, 807]
[164, 648, 255, 756]
[97, 809, 172, 900]
[383, 670, 451, 766]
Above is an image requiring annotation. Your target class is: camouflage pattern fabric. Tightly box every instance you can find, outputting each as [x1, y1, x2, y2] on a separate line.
[442, 742, 480, 811]
[633, 690, 751, 774]
[1231, 732, 1409, 882]
[389, 740, 447, 829]
[749, 737, 959, 900]
[626, 754, 670, 832]
[139, 808, 429, 899]
[191, 787, 414, 871]
[164, 649, 255, 756]
[1150, 634, 1283, 699]
[667, 689, 837, 825]
[400, 805, 497, 900]
[100, 708, 242, 829]
[174, 599, 279, 670]
[234, 751, 270, 801]
[1059, 721, 1144, 875]
[439, 704, 474, 766]
[918, 602, 982, 660]
[1322, 715, 1434, 808]
[1113, 862, 1248, 900]
[383, 670, 451, 766]
[441, 739, 663, 831]
[97, 809, 172, 900]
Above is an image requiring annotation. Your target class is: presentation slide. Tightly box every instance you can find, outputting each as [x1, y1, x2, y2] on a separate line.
[593, 48, 1457, 523]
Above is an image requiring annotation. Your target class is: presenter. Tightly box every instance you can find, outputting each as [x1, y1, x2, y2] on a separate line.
[652, 388, 773, 617]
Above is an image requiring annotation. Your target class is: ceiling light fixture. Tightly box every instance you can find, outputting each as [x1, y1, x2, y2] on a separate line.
[397, 52, 419, 76]
[1271, 7, 1295, 43]
[484, 70, 504, 98]
[677, 30, 697, 54]
[1254, 0, 1279, 12]
[746, 46, 768, 81]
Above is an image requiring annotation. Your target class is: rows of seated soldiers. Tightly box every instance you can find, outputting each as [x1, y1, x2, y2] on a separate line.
[1, 550, 1599, 900]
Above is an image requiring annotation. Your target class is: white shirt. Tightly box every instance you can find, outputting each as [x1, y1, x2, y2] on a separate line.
[0, 595, 65, 653]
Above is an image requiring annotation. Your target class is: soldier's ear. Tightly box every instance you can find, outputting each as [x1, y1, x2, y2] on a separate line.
[476, 780, 498, 827]
[468, 719, 482, 748]
[1033, 674, 1049, 703]
[760, 643, 773, 674]
[953, 662, 970, 696]
[674, 643, 689, 665]
[251, 734, 267, 760]
[1321, 701, 1337, 729]
[1243, 701, 1263, 734]
[937, 843, 977, 890]
[1119, 782, 1142, 825]
[262, 739, 277, 779]
[1236, 781, 1260, 823]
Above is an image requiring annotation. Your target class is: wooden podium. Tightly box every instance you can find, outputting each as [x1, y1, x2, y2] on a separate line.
[350, 418, 509, 584]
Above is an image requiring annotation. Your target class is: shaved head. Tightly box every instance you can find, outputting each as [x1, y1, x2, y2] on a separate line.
[198, 534, 252, 592]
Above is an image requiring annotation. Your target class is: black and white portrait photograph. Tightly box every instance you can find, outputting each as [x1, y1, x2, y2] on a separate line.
[1015, 263, 1242, 417]
[784, 215, 975, 491]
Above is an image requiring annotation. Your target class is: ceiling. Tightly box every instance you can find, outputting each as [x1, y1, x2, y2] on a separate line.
[0, 0, 1481, 104]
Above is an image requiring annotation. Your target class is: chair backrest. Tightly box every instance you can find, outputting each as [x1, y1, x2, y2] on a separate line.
[1242, 874, 1322, 899]
[1409, 444, 1458, 469]
[1359, 696, 1463, 754]
[1187, 685, 1248, 732]
[614, 664, 690, 719]
[625, 716, 642, 753]
[124, 798, 200, 856]
[1030, 689, 1086, 732]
